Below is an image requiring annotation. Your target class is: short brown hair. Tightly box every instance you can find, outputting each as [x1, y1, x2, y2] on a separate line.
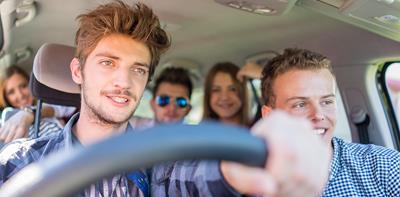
[75, 0, 170, 80]
[261, 48, 334, 107]
[203, 62, 249, 126]
[153, 67, 193, 98]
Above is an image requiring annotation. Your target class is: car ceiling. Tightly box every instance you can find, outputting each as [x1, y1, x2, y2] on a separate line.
[6, 0, 400, 77]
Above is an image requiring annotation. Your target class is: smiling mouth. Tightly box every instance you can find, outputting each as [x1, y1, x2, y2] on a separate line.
[108, 96, 128, 104]
[313, 129, 327, 135]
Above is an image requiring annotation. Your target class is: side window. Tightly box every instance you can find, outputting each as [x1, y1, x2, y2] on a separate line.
[378, 62, 400, 145]
[384, 63, 400, 126]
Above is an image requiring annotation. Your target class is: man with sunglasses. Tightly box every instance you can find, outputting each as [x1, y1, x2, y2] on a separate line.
[150, 67, 192, 124]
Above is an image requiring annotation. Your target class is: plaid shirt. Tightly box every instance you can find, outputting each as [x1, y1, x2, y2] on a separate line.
[27, 119, 63, 139]
[0, 113, 238, 197]
[322, 137, 400, 196]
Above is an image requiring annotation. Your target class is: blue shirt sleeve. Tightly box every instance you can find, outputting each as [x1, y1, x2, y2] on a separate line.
[151, 160, 241, 196]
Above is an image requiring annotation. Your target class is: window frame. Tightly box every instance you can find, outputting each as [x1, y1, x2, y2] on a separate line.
[376, 61, 400, 149]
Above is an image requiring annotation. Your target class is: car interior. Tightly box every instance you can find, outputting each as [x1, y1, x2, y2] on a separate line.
[0, 0, 400, 195]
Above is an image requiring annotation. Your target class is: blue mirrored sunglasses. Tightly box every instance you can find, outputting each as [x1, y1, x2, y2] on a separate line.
[156, 95, 189, 108]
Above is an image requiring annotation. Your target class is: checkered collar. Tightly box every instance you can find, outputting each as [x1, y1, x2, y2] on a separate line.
[328, 137, 342, 182]
[61, 113, 134, 150]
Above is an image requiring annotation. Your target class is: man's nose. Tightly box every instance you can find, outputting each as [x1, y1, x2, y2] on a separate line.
[309, 105, 325, 121]
[112, 68, 132, 89]
[166, 100, 178, 112]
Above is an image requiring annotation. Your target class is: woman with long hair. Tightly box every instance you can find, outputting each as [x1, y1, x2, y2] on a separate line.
[203, 62, 250, 127]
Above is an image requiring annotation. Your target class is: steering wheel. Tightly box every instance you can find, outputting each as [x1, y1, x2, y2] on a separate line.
[0, 122, 267, 197]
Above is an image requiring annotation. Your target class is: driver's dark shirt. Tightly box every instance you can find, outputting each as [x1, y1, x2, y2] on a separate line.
[0, 113, 240, 196]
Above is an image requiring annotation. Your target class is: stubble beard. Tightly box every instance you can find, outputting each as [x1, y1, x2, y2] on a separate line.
[81, 83, 137, 128]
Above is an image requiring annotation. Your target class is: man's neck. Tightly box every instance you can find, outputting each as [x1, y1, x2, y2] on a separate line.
[73, 111, 128, 146]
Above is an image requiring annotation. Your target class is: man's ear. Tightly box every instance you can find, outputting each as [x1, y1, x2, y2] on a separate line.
[185, 104, 192, 116]
[261, 105, 273, 118]
[70, 58, 82, 85]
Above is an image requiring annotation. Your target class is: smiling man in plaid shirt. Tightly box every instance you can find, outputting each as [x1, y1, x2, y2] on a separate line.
[251, 48, 400, 196]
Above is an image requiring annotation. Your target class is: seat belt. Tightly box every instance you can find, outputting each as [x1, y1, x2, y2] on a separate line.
[351, 107, 370, 144]
[34, 99, 43, 138]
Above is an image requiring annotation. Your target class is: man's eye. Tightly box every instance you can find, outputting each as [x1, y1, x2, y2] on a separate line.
[100, 60, 113, 66]
[293, 102, 306, 108]
[133, 67, 148, 75]
[321, 100, 334, 106]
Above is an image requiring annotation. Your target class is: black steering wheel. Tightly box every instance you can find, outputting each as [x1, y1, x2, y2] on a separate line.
[0, 122, 267, 197]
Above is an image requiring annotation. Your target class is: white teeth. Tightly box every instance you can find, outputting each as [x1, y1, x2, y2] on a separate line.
[313, 129, 326, 135]
[110, 96, 128, 103]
